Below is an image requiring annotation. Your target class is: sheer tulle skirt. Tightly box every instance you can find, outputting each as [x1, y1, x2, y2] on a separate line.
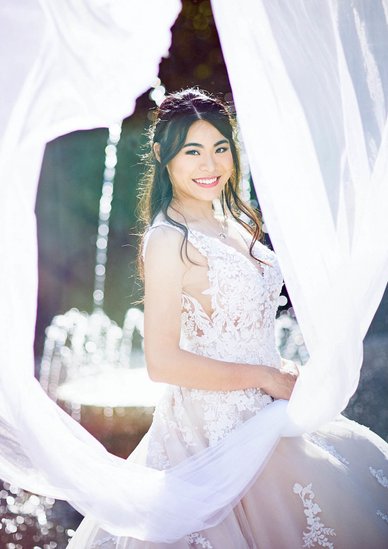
[68, 388, 388, 549]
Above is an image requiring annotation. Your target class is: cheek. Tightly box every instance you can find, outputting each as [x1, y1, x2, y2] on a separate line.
[167, 159, 192, 189]
[169, 157, 187, 175]
[224, 154, 234, 174]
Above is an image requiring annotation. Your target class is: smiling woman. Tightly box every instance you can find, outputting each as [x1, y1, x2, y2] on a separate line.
[137, 88, 265, 272]
[67, 88, 388, 548]
[161, 121, 233, 195]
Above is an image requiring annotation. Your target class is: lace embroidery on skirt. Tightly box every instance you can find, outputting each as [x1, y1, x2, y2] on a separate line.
[293, 483, 336, 548]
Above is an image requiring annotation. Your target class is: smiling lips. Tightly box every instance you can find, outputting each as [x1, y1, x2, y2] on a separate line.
[192, 176, 220, 188]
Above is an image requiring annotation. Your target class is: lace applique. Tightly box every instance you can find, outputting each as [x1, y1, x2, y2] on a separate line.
[182, 293, 213, 337]
[190, 387, 273, 446]
[369, 467, 388, 488]
[146, 221, 283, 368]
[377, 510, 388, 523]
[306, 434, 350, 465]
[144, 219, 283, 367]
[196, 230, 283, 335]
[170, 387, 198, 448]
[186, 532, 213, 548]
[151, 386, 198, 450]
[293, 483, 336, 548]
[144, 220, 283, 453]
[147, 439, 170, 470]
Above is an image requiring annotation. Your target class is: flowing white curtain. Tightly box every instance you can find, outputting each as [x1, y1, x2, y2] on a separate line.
[212, 0, 388, 433]
[0, 0, 387, 542]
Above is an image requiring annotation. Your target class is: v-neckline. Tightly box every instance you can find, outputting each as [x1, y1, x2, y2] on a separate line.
[188, 222, 272, 279]
[181, 228, 271, 323]
[151, 214, 273, 279]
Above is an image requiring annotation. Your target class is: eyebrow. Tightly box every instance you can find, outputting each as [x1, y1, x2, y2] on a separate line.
[182, 139, 229, 149]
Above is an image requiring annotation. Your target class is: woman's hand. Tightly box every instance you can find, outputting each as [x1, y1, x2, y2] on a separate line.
[262, 359, 299, 400]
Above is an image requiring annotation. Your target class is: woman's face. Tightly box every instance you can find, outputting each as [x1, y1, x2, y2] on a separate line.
[157, 119, 234, 203]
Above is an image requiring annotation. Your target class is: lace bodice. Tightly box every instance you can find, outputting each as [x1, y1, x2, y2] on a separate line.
[144, 217, 284, 367]
[143, 217, 284, 451]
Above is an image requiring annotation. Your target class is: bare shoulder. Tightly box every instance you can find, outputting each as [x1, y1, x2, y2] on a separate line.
[145, 224, 184, 256]
[144, 224, 187, 275]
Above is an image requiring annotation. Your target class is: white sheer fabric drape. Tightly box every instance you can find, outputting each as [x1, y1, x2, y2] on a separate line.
[212, 0, 388, 433]
[0, 0, 387, 542]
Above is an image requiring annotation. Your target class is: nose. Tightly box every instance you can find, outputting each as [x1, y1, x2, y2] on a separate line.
[200, 152, 216, 172]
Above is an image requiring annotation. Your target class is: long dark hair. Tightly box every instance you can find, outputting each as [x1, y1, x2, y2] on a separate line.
[137, 87, 263, 278]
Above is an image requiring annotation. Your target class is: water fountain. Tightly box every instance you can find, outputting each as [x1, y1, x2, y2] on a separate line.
[38, 117, 165, 459]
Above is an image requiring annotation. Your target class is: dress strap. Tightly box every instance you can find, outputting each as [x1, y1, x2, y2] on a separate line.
[141, 220, 211, 261]
[141, 221, 185, 261]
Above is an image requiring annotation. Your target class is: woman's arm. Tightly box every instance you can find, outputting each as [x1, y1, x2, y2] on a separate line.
[143, 226, 296, 399]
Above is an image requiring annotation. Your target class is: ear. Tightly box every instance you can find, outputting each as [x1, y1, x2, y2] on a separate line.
[153, 142, 161, 163]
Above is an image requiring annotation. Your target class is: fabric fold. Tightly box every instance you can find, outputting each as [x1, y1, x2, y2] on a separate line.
[0, 0, 386, 541]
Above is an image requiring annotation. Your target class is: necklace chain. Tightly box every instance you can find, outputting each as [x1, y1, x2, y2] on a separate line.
[217, 215, 227, 239]
[212, 198, 227, 239]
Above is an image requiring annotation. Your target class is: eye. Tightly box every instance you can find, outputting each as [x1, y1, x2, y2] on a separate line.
[185, 149, 200, 155]
[216, 146, 229, 153]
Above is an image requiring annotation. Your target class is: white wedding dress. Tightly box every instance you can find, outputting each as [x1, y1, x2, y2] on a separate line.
[68, 216, 388, 548]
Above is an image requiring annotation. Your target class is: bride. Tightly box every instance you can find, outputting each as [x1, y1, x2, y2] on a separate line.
[69, 88, 387, 548]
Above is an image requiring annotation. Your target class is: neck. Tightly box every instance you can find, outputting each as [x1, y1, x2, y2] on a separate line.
[167, 197, 228, 239]
[168, 197, 217, 225]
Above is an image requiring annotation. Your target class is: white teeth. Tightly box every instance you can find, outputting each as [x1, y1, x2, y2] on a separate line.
[194, 177, 218, 185]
